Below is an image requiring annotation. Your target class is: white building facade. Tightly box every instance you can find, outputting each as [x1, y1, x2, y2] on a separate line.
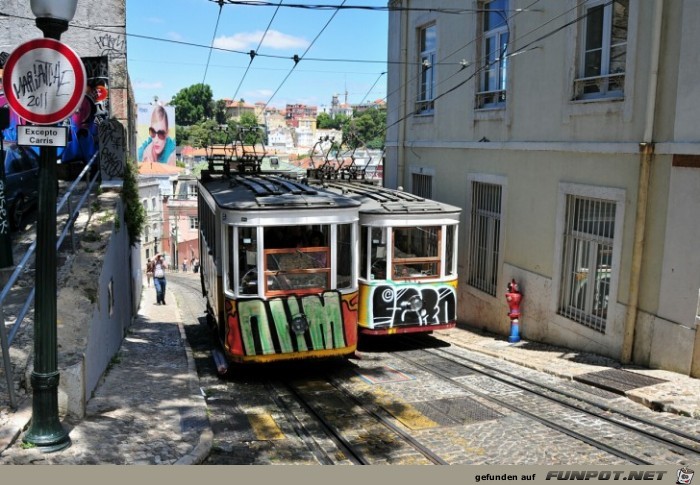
[386, 0, 700, 376]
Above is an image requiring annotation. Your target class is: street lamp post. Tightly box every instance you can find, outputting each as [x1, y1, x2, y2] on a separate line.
[23, 0, 78, 452]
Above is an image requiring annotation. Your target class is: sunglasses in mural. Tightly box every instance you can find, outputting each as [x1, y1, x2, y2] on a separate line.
[149, 127, 167, 140]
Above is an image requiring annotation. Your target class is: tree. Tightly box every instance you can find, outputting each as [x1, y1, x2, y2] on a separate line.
[237, 112, 265, 145]
[170, 84, 214, 125]
[316, 112, 334, 129]
[342, 108, 386, 149]
[214, 99, 228, 124]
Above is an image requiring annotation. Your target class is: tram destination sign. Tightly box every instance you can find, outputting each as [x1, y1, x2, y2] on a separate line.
[17, 125, 67, 147]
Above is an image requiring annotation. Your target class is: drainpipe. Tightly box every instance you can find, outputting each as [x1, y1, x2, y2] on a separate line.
[396, 0, 409, 189]
[621, 0, 663, 364]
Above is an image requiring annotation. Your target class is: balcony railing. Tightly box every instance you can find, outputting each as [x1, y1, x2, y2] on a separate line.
[573, 73, 625, 100]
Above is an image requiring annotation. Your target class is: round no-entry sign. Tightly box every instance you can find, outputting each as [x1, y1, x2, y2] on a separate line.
[2, 38, 86, 125]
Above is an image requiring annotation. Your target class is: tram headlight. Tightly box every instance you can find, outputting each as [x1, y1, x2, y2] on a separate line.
[407, 295, 423, 312]
[290, 314, 309, 335]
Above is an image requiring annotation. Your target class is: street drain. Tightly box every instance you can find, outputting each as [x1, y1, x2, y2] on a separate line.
[573, 369, 667, 395]
[408, 396, 503, 426]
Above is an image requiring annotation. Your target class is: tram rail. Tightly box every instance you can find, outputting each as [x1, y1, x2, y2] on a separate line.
[425, 344, 700, 451]
[393, 336, 700, 465]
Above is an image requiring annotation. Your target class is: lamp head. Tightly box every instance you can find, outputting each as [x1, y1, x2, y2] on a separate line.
[31, 0, 78, 39]
[31, 0, 78, 21]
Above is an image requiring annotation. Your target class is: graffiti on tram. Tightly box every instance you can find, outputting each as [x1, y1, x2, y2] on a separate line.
[225, 291, 358, 356]
[369, 282, 457, 328]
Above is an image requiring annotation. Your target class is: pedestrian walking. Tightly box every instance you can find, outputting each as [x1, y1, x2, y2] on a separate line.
[145, 258, 154, 287]
[182, 259, 188, 272]
[153, 254, 168, 305]
[193, 257, 200, 274]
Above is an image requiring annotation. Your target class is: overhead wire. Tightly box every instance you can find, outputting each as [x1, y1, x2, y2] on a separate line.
[383, 0, 611, 133]
[260, 0, 348, 111]
[202, 0, 226, 85]
[359, 71, 386, 105]
[230, 0, 285, 102]
[209, 1, 541, 14]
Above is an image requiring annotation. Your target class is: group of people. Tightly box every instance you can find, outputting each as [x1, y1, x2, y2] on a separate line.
[145, 254, 168, 305]
[145, 255, 201, 304]
[180, 257, 200, 273]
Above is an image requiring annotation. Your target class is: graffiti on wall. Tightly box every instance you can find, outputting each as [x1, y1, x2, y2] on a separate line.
[98, 118, 125, 179]
[93, 33, 125, 58]
[224, 291, 358, 357]
[57, 57, 109, 165]
[369, 283, 456, 329]
[0, 180, 7, 236]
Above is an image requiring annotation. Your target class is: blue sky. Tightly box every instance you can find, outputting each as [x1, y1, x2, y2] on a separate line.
[126, 0, 389, 110]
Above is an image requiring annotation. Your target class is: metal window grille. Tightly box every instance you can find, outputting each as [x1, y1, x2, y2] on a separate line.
[468, 182, 501, 296]
[558, 195, 615, 332]
[411, 173, 432, 198]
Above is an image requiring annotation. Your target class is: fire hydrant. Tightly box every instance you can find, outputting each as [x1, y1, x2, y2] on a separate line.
[505, 279, 523, 343]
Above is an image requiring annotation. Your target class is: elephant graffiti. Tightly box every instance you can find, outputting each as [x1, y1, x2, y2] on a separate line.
[370, 284, 456, 329]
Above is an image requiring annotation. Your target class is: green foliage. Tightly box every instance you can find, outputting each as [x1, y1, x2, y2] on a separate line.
[177, 119, 233, 148]
[343, 108, 386, 149]
[123, 160, 146, 246]
[215, 99, 228, 124]
[170, 84, 214, 125]
[237, 112, 265, 145]
[192, 161, 208, 178]
[317, 112, 350, 130]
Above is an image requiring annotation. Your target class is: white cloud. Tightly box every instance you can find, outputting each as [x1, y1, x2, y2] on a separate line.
[213, 30, 308, 51]
[243, 89, 275, 99]
[166, 31, 184, 42]
[134, 81, 164, 90]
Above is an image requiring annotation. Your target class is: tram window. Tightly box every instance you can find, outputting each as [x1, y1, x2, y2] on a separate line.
[263, 224, 331, 295]
[370, 227, 387, 280]
[360, 227, 368, 278]
[238, 227, 258, 295]
[337, 223, 352, 289]
[445, 225, 455, 277]
[392, 226, 441, 280]
[227, 226, 234, 292]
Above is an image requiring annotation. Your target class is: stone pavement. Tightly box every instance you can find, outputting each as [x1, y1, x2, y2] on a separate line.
[0, 273, 212, 464]
[0, 274, 698, 464]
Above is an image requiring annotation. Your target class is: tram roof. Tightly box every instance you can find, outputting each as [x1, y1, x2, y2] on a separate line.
[316, 180, 462, 216]
[199, 171, 361, 211]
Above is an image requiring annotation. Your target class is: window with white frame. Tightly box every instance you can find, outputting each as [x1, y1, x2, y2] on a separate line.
[190, 216, 199, 230]
[467, 181, 502, 296]
[151, 197, 157, 211]
[416, 23, 437, 115]
[477, 0, 509, 109]
[574, 0, 628, 100]
[558, 195, 616, 332]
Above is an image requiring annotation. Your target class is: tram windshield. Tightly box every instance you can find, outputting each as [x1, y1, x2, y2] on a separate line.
[392, 226, 440, 279]
[264, 225, 331, 295]
[364, 226, 449, 281]
[231, 223, 355, 296]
